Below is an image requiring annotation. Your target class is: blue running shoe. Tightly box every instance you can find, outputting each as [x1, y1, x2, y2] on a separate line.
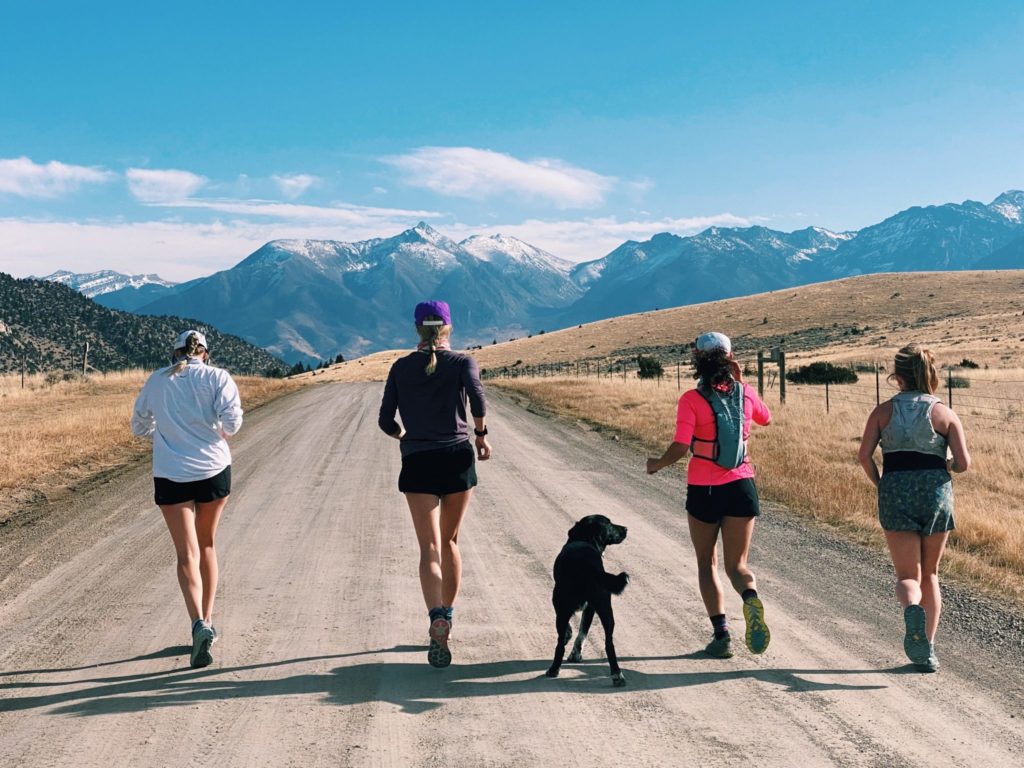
[903, 605, 930, 666]
[190, 620, 215, 669]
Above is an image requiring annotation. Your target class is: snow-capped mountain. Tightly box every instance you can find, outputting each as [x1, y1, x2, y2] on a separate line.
[38, 270, 176, 298]
[52, 190, 1024, 364]
[127, 223, 582, 362]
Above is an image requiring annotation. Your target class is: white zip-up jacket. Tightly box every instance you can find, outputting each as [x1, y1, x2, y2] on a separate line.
[131, 358, 243, 482]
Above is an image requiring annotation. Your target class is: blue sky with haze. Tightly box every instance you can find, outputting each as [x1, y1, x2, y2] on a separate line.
[1, 1, 1022, 280]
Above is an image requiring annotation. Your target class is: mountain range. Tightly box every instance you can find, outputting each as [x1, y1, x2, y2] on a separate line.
[48, 190, 1024, 364]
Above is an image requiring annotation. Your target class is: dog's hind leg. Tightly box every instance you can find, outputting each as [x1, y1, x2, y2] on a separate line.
[567, 602, 593, 662]
[594, 599, 625, 687]
[546, 611, 573, 678]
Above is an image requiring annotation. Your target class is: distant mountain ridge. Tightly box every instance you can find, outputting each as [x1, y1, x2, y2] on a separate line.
[38, 270, 176, 298]
[52, 189, 1024, 364]
[0, 273, 286, 375]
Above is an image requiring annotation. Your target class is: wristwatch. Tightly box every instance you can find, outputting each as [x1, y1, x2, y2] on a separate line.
[474, 427, 488, 437]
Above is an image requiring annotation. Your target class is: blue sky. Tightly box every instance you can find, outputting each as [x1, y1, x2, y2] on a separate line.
[1, 1, 1022, 280]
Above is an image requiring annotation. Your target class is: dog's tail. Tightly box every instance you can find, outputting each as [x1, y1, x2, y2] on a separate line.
[604, 571, 629, 595]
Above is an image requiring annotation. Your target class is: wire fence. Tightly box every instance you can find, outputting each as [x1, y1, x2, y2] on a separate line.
[481, 356, 1024, 431]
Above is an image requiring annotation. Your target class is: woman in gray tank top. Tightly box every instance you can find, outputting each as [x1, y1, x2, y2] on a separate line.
[858, 344, 971, 672]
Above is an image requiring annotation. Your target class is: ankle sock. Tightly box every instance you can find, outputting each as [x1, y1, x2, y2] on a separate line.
[428, 607, 447, 622]
[742, 589, 759, 602]
[710, 614, 729, 639]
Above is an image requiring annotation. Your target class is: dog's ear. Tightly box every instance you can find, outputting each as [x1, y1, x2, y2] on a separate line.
[567, 518, 596, 541]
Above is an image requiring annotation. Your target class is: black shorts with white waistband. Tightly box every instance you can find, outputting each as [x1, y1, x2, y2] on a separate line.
[685, 477, 760, 525]
[154, 466, 232, 506]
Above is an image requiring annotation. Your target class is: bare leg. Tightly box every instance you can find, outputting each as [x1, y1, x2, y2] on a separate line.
[884, 531, 924, 608]
[439, 489, 472, 607]
[160, 503, 202, 623]
[195, 497, 228, 623]
[406, 493, 443, 609]
[720, 516, 757, 596]
[687, 515, 724, 617]
[920, 531, 950, 641]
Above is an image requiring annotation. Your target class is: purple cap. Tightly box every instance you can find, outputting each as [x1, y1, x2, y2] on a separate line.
[414, 300, 452, 326]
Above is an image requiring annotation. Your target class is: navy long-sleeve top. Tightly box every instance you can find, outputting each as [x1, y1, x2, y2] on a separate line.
[378, 349, 487, 457]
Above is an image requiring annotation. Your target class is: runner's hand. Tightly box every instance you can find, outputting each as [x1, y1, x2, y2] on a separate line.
[646, 458, 661, 474]
[728, 359, 744, 382]
[476, 436, 492, 460]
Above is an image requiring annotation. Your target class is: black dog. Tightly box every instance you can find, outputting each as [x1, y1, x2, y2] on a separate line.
[546, 514, 629, 686]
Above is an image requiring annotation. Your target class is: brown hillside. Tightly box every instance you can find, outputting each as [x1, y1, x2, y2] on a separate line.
[319, 271, 1024, 382]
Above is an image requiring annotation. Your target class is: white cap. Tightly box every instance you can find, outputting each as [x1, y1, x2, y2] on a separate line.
[174, 330, 208, 351]
[695, 331, 731, 354]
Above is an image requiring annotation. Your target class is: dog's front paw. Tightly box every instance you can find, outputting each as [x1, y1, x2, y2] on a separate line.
[611, 672, 626, 687]
[545, 666, 561, 678]
[566, 649, 582, 663]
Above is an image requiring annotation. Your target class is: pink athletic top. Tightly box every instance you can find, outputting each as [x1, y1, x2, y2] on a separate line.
[673, 383, 772, 486]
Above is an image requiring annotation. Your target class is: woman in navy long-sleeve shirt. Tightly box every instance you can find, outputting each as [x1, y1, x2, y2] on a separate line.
[378, 300, 490, 669]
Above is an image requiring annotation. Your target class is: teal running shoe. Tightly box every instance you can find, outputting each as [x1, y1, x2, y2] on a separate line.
[743, 597, 771, 654]
[704, 634, 734, 658]
[903, 605, 930, 666]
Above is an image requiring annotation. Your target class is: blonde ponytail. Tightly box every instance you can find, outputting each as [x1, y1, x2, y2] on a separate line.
[892, 343, 939, 394]
[416, 321, 451, 376]
[166, 333, 205, 377]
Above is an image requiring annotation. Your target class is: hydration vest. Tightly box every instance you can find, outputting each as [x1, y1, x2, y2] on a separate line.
[690, 380, 747, 470]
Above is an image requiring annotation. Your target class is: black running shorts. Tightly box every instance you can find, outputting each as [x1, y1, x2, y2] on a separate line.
[154, 466, 232, 506]
[685, 477, 760, 524]
[398, 442, 477, 497]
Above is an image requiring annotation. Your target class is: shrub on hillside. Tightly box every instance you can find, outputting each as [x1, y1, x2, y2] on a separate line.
[636, 354, 664, 379]
[786, 361, 858, 385]
[958, 358, 980, 369]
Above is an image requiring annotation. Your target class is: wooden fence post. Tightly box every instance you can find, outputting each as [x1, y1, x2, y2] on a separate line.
[779, 349, 786, 405]
[757, 350, 765, 398]
[875, 363, 880, 405]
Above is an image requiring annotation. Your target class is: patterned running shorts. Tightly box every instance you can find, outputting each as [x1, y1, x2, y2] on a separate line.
[877, 469, 955, 535]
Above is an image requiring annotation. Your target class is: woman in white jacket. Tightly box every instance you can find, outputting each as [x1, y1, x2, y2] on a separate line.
[131, 330, 243, 668]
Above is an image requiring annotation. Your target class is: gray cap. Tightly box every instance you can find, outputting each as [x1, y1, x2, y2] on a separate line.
[695, 331, 731, 353]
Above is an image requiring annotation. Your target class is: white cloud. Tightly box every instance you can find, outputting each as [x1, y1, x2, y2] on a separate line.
[0, 156, 114, 198]
[126, 168, 207, 202]
[155, 198, 441, 224]
[445, 213, 755, 262]
[272, 173, 320, 199]
[384, 146, 615, 209]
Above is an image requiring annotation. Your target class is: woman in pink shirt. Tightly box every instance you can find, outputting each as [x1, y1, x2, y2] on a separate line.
[647, 332, 772, 658]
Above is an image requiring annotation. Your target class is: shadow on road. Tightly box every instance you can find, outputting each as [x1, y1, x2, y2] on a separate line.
[0, 644, 890, 717]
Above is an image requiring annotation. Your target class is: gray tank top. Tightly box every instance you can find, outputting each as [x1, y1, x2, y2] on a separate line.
[880, 391, 947, 457]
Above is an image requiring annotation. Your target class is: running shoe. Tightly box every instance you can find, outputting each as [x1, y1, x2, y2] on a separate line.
[704, 634, 734, 658]
[915, 644, 939, 673]
[743, 597, 771, 654]
[903, 605, 930, 666]
[190, 620, 215, 669]
[427, 617, 452, 668]
[210, 625, 219, 645]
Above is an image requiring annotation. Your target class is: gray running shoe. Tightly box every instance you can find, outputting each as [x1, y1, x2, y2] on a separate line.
[704, 634, 734, 658]
[210, 625, 219, 645]
[191, 620, 215, 669]
[903, 605, 930, 666]
[915, 643, 939, 673]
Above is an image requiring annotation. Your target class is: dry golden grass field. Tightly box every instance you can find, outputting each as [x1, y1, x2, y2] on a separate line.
[0, 370, 304, 523]
[318, 271, 1024, 605]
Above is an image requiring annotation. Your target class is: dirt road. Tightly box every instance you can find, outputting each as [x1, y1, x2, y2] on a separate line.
[1, 382, 1022, 767]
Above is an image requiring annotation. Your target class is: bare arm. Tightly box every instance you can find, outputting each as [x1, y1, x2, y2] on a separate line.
[857, 406, 884, 487]
[647, 441, 690, 474]
[933, 403, 971, 473]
